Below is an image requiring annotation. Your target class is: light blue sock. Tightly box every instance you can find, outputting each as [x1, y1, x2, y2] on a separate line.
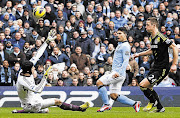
[116, 95, 136, 106]
[98, 86, 109, 105]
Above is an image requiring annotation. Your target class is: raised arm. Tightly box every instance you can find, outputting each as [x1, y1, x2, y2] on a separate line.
[30, 30, 57, 65]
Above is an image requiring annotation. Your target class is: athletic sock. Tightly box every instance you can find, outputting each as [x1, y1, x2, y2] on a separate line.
[116, 95, 136, 106]
[98, 86, 109, 105]
[140, 86, 156, 103]
[151, 89, 163, 109]
[58, 102, 81, 111]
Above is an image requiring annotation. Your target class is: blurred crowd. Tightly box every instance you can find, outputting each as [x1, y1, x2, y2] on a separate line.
[0, 0, 180, 87]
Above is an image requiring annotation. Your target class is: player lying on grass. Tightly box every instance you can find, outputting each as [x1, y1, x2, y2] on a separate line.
[96, 27, 141, 112]
[12, 30, 89, 113]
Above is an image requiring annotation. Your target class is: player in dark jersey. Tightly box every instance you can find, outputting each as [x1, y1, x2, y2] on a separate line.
[133, 17, 178, 113]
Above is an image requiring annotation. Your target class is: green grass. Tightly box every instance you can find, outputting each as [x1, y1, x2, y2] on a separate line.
[0, 107, 180, 118]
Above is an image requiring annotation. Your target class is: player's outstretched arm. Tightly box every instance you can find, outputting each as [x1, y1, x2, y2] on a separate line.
[169, 43, 178, 73]
[133, 49, 153, 59]
[30, 30, 57, 65]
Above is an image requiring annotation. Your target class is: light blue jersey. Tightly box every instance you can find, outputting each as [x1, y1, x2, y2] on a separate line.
[112, 41, 131, 77]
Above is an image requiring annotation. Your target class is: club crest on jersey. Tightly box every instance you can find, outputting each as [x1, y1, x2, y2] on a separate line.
[154, 37, 160, 44]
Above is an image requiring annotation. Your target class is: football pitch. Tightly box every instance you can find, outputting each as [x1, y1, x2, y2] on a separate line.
[0, 107, 180, 118]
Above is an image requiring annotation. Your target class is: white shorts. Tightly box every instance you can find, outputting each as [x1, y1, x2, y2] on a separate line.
[99, 71, 125, 94]
[23, 95, 55, 113]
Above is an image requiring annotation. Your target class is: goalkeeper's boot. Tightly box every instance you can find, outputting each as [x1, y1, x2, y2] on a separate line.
[80, 102, 90, 112]
[44, 66, 52, 77]
[97, 105, 112, 112]
[143, 102, 154, 112]
[133, 101, 141, 112]
[150, 107, 165, 113]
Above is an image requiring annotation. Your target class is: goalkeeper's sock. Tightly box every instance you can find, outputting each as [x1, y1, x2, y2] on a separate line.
[98, 86, 109, 105]
[140, 86, 156, 103]
[58, 103, 81, 111]
[151, 89, 163, 109]
[116, 95, 136, 106]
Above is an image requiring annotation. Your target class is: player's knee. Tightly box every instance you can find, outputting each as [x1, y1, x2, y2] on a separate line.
[96, 80, 103, 87]
[54, 99, 62, 106]
[140, 85, 147, 91]
[110, 93, 118, 100]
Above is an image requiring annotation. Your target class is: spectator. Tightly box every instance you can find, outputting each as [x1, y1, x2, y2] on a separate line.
[58, 25, 67, 46]
[131, 5, 139, 16]
[84, 78, 94, 86]
[11, 32, 26, 50]
[0, 43, 9, 65]
[0, 60, 12, 86]
[76, 31, 94, 56]
[35, 18, 50, 38]
[140, 56, 150, 75]
[67, 31, 80, 52]
[68, 63, 79, 79]
[83, 4, 97, 22]
[95, 4, 103, 20]
[84, 15, 96, 30]
[111, 10, 127, 29]
[136, 67, 146, 83]
[91, 69, 100, 85]
[34, 64, 44, 85]
[44, 6, 56, 24]
[78, 72, 87, 86]
[87, 27, 98, 41]
[47, 40, 57, 56]
[70, 78, 79, 86]
[60, 70, 72, 86]
[128, 78, 139, 86]
[122, 8, 132, 20]
[89, 57, 98, 73]
[166, 28, 175, 39]
[1, 12, 10, 28]
[15, 4, 24, 20]
[64, 45, 71, 58]
[75, 11, 82, 25]
[129, 56, 139, 78]
[49, 47, 70, 68]
[44, 0, 57, 13]
[56, 10, 67, 28]
[56, 78, 64, 86]
[76, 20, 86, 34]
[107, 44, 115, 57]
[98, 67, 105, 77]
[23, 42, 32, 60]
[29, 29, 42, 46]
[111, 0, 123, 12]
[134, 21, 147, 41]
[83, 66, 91, 79]
[124, 0, 134, 13]
[104, 56, 113, 72]
[95, 45, 110, 67]
[5, 41, 13, 55]
[9, 44, 26, 67]
[47, 72, 58, 86]
[21, 8, 35, 27]
[102, 0, 111, 18]
[94, 22, 106, 42]
[92, 37, 101, 58]
[70, 46, 90, 72]
[11, 62, 20, 85]
[73, 0, 85, 16]
[55, 34, 65, 51]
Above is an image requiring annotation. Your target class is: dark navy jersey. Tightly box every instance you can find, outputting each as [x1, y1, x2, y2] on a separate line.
[149, 31, 173, 69]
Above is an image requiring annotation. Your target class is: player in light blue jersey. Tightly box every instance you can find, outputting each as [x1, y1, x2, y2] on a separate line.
[96, 27, 141, 112]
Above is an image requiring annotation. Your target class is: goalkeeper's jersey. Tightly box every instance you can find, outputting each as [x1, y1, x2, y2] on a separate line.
[16, 71, 46, 107]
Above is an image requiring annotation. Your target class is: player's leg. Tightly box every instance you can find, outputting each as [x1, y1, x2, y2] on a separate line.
[139, 78, 157, 112]
[96, 73, 112, 112]
[42, 98, 89, 112]
[109, 76, 141, 112]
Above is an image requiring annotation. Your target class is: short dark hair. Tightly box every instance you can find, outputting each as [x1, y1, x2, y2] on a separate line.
[147, 17, 159, 28]
[21, 60, 33, 74]
[118, 27, 127, 35]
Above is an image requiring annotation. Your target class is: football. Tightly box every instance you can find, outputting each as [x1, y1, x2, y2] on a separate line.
[33, 6, 46, 19]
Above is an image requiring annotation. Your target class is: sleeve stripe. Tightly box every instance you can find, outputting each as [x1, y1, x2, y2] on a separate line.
[158, 33, 167, 41]
[23, 77, 32, 86]
[35, 79, 46, 91]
